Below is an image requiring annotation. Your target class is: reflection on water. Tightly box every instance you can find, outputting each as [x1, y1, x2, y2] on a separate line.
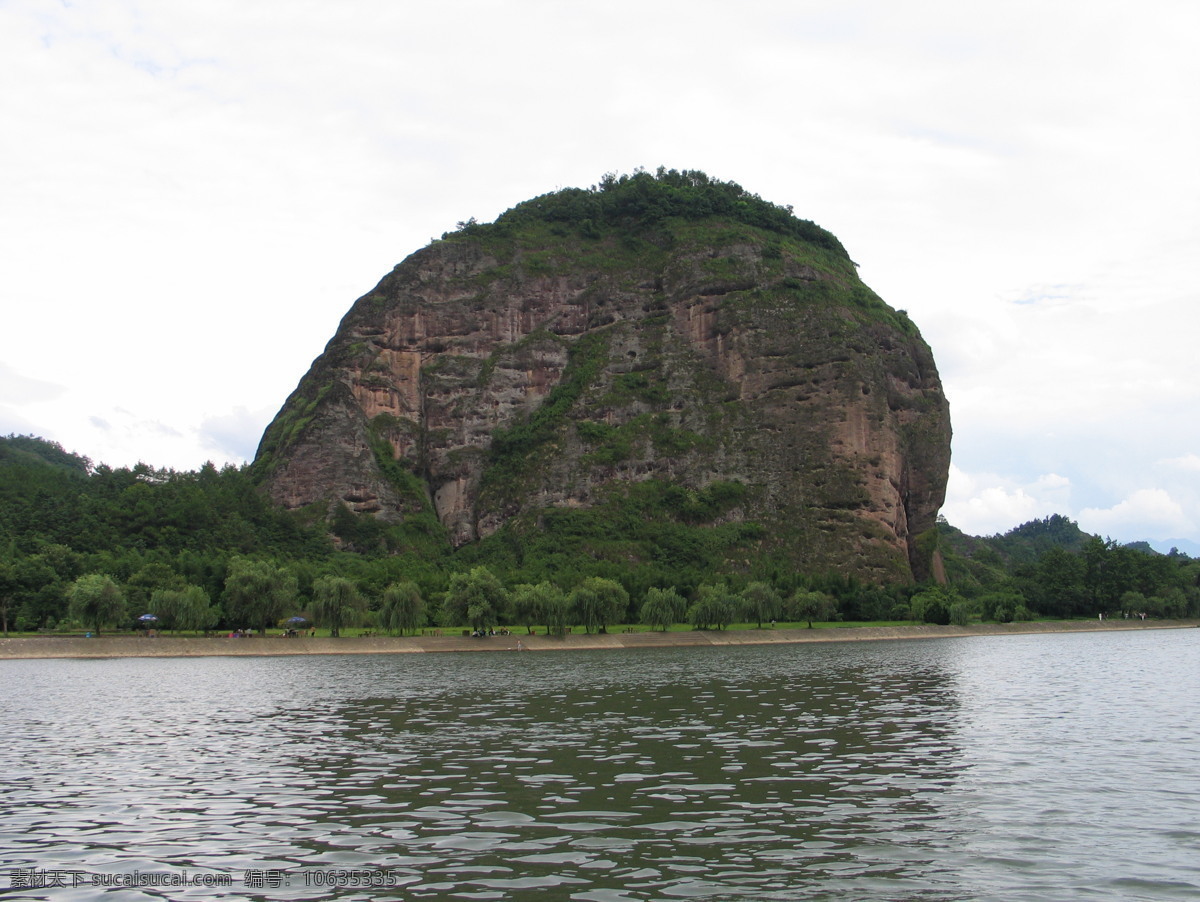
[2, 630, 1198, 900]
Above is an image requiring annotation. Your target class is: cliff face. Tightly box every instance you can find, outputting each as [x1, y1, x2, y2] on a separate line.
[254, 175, 951, 581]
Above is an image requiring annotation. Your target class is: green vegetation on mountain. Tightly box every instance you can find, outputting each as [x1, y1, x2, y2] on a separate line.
[449, 167, 850, 258]
[2, 435, 1196, 638]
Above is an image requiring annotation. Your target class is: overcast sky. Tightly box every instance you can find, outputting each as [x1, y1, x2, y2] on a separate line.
[3, 1, 1198, 551]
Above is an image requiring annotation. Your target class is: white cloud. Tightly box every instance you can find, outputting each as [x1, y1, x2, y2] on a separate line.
[1079, 489, 1196, 542]
[946, 448, 1200, 545]
[942, 465, 1073, 537]
[199, 406, 273, 464]
[0, 406, 42, 439]
[0, 364, 63, 405]
[1159, 454, 1200, 474]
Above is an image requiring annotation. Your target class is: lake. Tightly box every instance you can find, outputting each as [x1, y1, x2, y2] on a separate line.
[2, 629, 1198, 900]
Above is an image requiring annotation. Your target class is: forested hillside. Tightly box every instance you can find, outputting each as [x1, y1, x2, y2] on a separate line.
[1, 435, 1196, 635]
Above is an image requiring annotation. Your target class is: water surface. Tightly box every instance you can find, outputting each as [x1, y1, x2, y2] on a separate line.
[2, 629, 1198, 900]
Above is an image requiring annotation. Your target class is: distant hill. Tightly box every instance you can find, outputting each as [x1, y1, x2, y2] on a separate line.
[940, 512, 1089, 562]
[1148, 538, 1200, 558]
[940, 514, 1091, 588]
[0, 434, 91, 476]
[1124, 540, 1160, 556]
[937, 512, 1197, 593]
[988, 514, 1094, 563]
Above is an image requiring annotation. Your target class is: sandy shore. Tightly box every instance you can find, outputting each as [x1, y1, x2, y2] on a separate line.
[0, 619, 1194, 659]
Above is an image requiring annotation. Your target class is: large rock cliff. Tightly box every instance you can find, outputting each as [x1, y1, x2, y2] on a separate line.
[254, 171, 951, 581]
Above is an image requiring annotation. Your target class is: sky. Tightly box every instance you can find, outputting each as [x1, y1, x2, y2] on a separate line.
[3, 0, 1199, 552]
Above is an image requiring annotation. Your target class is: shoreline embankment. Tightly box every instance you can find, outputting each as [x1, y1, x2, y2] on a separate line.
[0, 619, 1194, 660]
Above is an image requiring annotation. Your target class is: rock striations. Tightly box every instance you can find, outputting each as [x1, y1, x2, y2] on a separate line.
[254, 171, 951, 581]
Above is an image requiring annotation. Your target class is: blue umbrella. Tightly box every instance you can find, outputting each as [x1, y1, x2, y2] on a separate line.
[138, 614, 158, 622]
[286, 616, 308, 625]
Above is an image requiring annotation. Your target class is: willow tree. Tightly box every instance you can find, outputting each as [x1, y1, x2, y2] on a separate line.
[311, 576, 365, 637]
[512, 581, 564, 635]
[0, 559, 14, 636]
[790, 590, 835, 628]
[640, 586, 687, 632]
[222, 557, 297, 635]
[569, 577, 628, 634]
[150, 584, 215, 633]
[544, 585, 572, 637]
[687, 583, 737, 631]
[441, 566, 509, 633]
[68, 573, 126, 635]
[380, 581, 425, 635]
[740, 581, 782, 629]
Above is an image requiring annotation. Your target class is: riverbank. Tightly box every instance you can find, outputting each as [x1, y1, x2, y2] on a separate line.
[0, 618, 1195, 659]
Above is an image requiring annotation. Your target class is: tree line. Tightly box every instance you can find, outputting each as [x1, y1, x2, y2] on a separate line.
[54, 560, 847, 638]
[2, 437, 1197, 636]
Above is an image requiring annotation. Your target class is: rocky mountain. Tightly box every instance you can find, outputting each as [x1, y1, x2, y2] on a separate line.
[253, 170, 951, 582]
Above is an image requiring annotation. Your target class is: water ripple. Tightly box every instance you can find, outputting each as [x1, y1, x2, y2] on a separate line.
[2, 632, 1198, 899]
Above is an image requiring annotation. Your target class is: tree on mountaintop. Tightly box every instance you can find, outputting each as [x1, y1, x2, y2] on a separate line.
[452, 167, 850, 259]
